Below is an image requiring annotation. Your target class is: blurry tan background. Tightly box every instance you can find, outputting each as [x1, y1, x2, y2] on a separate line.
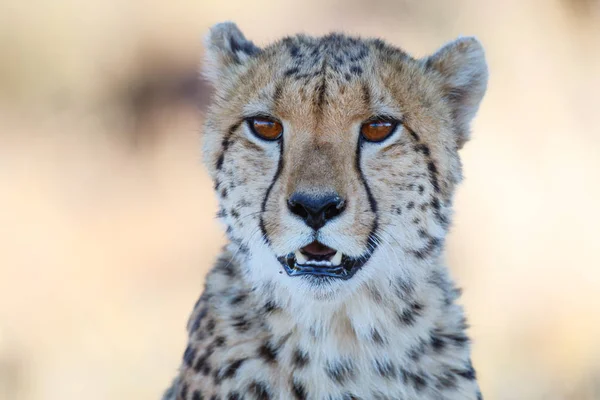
[1, 0, 599, 399]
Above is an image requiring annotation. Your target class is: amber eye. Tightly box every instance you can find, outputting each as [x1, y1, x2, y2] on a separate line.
[247, 116, 283, 141]
[360, 118, 399, 142]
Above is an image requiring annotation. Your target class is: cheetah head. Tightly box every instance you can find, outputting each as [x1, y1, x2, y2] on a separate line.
[202, 23, 487, 301]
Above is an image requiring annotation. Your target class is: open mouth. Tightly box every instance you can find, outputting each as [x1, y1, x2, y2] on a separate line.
[278, 241, 369, 280]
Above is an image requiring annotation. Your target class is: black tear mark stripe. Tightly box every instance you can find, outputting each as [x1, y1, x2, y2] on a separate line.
[355, 136, 380, 256]
[259, 139, 284, 245]
[216, 121, 243, 171]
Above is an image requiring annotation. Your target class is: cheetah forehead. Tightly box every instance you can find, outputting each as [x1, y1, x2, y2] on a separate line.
[203, 22, 487, 154]
[213, 32, 424, 124]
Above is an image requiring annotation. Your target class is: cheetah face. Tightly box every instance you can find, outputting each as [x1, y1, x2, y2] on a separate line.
[202, 23, 487, 298]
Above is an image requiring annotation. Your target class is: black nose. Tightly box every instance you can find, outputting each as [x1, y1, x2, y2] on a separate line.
[287, 192, 346, 230]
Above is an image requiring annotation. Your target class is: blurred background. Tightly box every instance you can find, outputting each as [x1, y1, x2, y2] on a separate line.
[1, 0, 599, 399]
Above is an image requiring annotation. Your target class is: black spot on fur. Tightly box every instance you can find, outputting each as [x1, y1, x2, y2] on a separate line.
[215, 358, 247, 384]
[215, 255, 237, 278]
[431, 197, 450, 228]
[232, 315, 251, 333]
[291, 378, 307, 400]
[452, 362, 477, 380]
[183, 345, 197, 367]
[193, 347, 213, 376]
[435, 371, 458, 390]
[248, 381, 271, 400]
[214, 335, 226, 347]
[190, 307, 208, 333]
[427, 162, 441, 193]
[350, 65, 363, 75]
[230, 293, 247, 305]
[325, 359, 355, 384]
[263, 300, 279, 313]
[371, 328, 385, 345]
[226, 392, 241, 400]
[179, 383, 188, 400]
[435, 329, 470, 347]
[192, 390, 204, 400]
[374, 360, 397, 379]
[373, 39, 386, 51]
[412, 236, 442, 259]
[285, 67, 300, 77]
[258, 340, 278, 364]
[406, 125, 443, 195]
[430, 332, 446, 352]
[206, 318, 216, 335]
[397, 302, 424, 326]
[406, 370, 428, 390]
[292, 348, 309, 368]
[407, 201, 415, 210]
[215, 122, 241, 171]
[285, 39, 301, 58]
[413, 144, 430, 156]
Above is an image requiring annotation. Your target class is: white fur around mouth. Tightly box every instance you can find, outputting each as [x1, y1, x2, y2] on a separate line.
[294, 249, 343, 267]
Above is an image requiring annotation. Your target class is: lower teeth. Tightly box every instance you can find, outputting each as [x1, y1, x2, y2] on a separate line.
[293, 250, 343, 267]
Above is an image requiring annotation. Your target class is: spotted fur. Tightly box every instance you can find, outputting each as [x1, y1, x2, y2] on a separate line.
[163, 22, 488, 400]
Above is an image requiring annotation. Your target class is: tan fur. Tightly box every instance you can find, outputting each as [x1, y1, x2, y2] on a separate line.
[164, 22, 488, 400]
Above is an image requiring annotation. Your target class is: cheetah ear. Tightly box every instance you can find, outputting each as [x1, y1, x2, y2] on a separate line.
[203, 22, 261, 85]
[424, 37, 488, 149]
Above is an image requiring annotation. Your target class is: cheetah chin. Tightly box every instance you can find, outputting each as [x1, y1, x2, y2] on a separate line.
[278, 241, 371, 279]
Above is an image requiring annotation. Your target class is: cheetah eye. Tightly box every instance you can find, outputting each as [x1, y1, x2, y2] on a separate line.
[360, 117, 400, 142]
[247, 116, 283, 141]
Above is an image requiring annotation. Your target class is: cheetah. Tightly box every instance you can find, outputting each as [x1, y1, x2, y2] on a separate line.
[163, 22, 488, 400]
